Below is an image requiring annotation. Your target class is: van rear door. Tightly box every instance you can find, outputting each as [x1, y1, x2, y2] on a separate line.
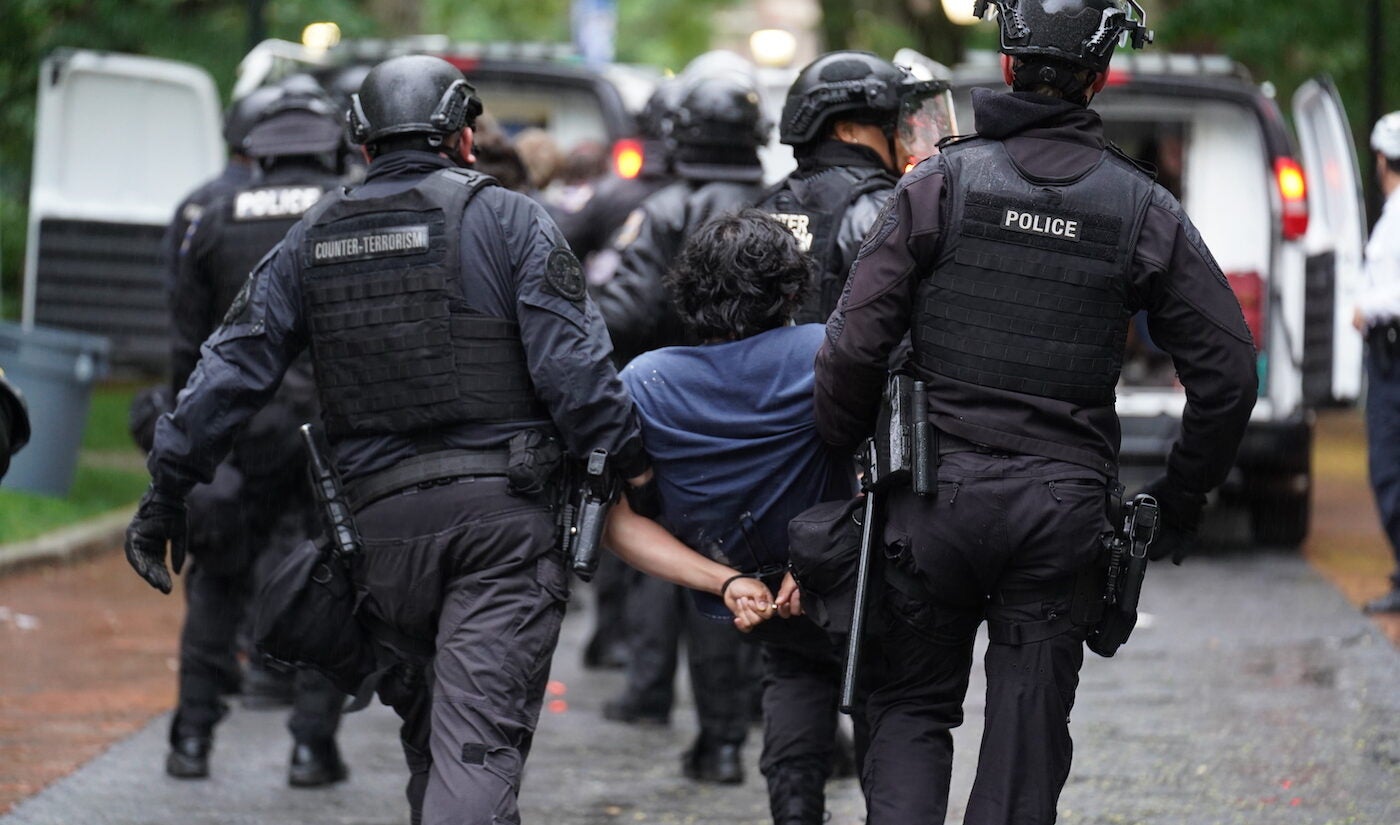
[1292, 75, 1367, 405]
[23, 49, 223, 369]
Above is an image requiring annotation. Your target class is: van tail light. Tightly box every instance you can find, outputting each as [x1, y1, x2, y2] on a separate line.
[612, 139, 644, 180]
[1226, 270, 1266, 347]
[1105, 67, 1131, 87]
[1275, 157, 1309, 240]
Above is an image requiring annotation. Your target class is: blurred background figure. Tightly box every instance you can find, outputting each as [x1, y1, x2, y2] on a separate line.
[514, 127, 564, 193]
[470, 113, 533, 192]
[1357, 111, 1400, 615]
[154, 79, 349, 787]
[543, 139, 609, 249]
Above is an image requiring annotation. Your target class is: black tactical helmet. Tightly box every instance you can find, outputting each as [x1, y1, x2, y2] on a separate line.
[241, 85, 344, 159]
[223, 86, 283, 154]
[974, 0, 1152, 74]
[671, 72, 770, 150]
[347, 55, 483, 147]
[780, 51, 932, 147]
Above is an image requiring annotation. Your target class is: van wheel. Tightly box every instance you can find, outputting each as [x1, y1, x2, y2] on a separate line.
[1249, 491, 1311, 548]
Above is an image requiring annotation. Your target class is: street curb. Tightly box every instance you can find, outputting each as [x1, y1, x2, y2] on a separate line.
[0, 508, 131, 576]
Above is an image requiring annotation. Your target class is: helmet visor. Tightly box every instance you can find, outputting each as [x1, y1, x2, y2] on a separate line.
[897, 86, 957, 171]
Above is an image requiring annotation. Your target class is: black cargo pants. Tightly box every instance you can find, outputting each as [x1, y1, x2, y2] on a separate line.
[353, 476, 566, 825]
[755, 617, 863, 825]
[173, 462, 344, 747]
[860, 452, 1107, 825]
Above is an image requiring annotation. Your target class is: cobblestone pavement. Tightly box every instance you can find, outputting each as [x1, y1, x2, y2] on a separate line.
[0, 412, 1396, 824]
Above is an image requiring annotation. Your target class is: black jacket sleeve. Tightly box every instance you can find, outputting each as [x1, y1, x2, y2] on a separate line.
[814, 162, 946, 449]
[1135, 187, 1259, 495]
[466, 189, 649, 478]
[148, 232, 308, 499]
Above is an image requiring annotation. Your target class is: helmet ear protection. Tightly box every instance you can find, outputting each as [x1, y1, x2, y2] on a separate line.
[346, 74, 484, 147]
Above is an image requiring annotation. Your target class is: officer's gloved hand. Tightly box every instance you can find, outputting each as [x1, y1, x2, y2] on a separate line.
[124, 486, 188, 594]
[1136, 475, 1206, 565]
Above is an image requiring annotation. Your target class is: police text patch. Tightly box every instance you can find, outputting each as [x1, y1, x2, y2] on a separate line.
[234, 186, 324, 221]
[768, 212, 815, 252]
[311, 225, 430, 265]
[1001, 209, 1080, 242]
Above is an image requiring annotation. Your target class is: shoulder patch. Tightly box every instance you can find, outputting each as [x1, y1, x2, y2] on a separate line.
[221, 273, 257, 326]
[545, 247, 587, 303]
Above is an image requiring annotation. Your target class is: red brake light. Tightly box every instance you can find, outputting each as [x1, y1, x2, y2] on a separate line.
[1275, 157, 1309, 240]
[1105, 67, 1131, 86]
[440, 56, 479, 73]
[1226, 270, 1266, 347]
[613, 139, 644, 180]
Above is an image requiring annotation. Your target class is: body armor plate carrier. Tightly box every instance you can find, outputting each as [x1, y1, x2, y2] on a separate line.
[759, 165, 896, 324]
[913, 139, 1154, 406]
[300, 168, 544, 438]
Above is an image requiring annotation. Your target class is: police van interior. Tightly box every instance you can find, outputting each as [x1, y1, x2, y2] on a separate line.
[954, 51, 1368, 547]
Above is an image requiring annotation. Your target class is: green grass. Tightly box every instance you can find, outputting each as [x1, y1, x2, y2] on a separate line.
[0, 383, 149, 544]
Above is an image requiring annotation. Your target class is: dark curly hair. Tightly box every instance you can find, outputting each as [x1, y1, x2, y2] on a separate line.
[664, 209, 815, 341]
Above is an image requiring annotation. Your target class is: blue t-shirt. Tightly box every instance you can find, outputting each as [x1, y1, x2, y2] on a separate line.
[621, 324, 856, 614]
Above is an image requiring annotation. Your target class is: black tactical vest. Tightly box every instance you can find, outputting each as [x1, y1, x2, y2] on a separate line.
[211, 181, 329, 316]
[759, 166, 896, 323]
[912, 139, 1153, 407]
[299, 168, 544, 438]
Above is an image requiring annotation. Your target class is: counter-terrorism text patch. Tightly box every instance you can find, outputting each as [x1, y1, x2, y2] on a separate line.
[545, 247, 586, 302]
[310, 224, 429, 265]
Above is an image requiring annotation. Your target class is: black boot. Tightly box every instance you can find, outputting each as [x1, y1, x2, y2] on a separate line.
[289, 739, 348, 788]
[682, 735, 744, 784]
[165, 736, 211, 779]
[766, 760, 829, 825]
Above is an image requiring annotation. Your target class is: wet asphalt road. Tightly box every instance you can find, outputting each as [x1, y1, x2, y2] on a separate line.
[1, 545, 1396, 825]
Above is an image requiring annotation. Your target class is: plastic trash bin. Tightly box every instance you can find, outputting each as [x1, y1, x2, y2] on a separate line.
[0, 322, 111, 497]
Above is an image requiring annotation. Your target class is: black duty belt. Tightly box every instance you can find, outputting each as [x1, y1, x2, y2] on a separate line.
[346, 449, 510, 511]
[936, 431, 1014, 458]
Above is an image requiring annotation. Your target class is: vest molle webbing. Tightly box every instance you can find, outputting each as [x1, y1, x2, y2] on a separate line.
[300, 169, 544, 438]
[913, 140, 1153, 406]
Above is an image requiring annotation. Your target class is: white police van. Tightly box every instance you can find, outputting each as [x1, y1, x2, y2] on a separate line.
[954, 52, 1368, 547]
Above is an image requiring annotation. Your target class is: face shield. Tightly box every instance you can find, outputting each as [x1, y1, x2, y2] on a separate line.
[896, 82, 957, 172]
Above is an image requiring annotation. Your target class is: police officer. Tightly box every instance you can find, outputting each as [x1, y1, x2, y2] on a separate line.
[809, 2, 1258, 822]
[1355, 111, 1400, 614]
[595, 54, 771, 362]
[124, 55, 769, 825]
[760, 51, 955, 322]
[161, 87, 281, 291]
[164, 84, 349, 785]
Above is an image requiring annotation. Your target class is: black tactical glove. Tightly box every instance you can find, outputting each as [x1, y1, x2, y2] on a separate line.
[125, 486, 188, 594]
[1136, 475, 1206, 565]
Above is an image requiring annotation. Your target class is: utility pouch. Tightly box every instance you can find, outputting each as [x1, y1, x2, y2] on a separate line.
[253, 537, 375, 695]
[506, 429, 564, 497]
[786, 497, 866, 634]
